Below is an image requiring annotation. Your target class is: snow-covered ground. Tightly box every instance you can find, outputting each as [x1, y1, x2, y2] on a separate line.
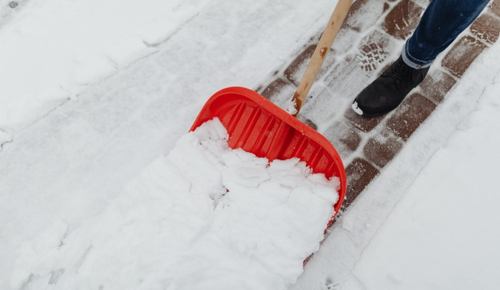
[1, 0, 500, 289]
[0, 0, 213, 133]
[0, 0, 337, 289]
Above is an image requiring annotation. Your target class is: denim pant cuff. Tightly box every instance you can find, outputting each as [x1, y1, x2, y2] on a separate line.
[401, 41, 433, 70]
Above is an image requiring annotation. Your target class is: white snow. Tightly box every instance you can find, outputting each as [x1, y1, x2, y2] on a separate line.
[0, 0, 211, 132]
[0, 128, 12, 145]
[10, 119, 339, 290]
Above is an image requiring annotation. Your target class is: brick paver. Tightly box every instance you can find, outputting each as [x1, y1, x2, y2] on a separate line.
[323, 120, 361, 160]
[442, 35, 487, 78]
[363, 130, 403, 168]
[383, 0, 423, 40]
[418, 69, 456, 103]
[284, 44, 335, 86]
[470, 12, 500, 45]
[344, 108, 384, 132]
[489, 0, 500, 18]
[344, 158, 379, 208]
[387, 93, 436, 140]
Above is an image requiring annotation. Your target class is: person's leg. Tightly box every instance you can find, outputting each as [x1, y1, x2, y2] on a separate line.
[403, 0, 490, 69]
[352, 0, 490, 117]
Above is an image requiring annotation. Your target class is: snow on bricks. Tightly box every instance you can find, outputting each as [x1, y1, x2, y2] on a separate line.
[344, 158, 379, 208]
[387, 93, 436, 140]
[383, 0, 423, 40]
[442, 35, 488, 78]
[470, 12, 500, 45]
[489, 0, 500, 18]
[363, 129, 403, 168]
[418, 69, 456, 103]
[284, 44, 335, 86]
[323, 120, 362, 160]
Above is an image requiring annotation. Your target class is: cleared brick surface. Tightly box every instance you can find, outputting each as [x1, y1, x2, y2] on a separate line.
[344, 158, 379, 208]
[387, 93, 436, 140]
[470, 13, 500, 45]
[442, 35, 487, 78]
[418, 69, 456, 103]
[344, 0, 391, 32]
[363, 130, 403, 168]
[383, 0, 423, 39]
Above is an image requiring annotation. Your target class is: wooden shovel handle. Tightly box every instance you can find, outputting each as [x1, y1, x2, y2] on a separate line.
[292, 0, 352, 116]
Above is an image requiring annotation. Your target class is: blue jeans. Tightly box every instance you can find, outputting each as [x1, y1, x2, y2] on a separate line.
[402, 0, 490, 69]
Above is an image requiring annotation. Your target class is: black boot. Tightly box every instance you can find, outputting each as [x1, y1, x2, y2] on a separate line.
[352, 56, 429, 117]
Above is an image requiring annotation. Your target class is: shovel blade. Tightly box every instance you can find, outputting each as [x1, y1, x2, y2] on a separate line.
[191, 87, 346, 219]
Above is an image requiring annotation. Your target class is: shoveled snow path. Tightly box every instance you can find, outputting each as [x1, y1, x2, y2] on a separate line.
[0, 0, 337, 288]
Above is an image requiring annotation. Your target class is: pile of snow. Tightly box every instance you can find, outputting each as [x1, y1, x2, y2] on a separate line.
[12, 119, 339, 290]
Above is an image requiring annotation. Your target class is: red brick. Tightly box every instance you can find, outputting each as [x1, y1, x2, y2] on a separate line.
[363, 130, 403, 168]
[344, 108, 385, 132]
[470, 13, 500, 45]
[489, 0, 500, 18]
[383, 0, 423, 40]
[323, 121, 362, 160]
[418, 69, 456, 103]
[387, 93, 436, 140]
[259, 77, 296, 109]
[442, 35, 487, 78]
[343, 0, 391, 32]
[344, 158, 379, 208]
[260, 78, 289, 99]
[284, 44, 335, 85]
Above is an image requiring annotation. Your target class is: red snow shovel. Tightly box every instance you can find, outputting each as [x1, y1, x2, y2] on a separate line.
[191, 0, 351, 227]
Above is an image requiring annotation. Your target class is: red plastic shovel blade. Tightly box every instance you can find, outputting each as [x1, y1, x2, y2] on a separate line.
[191, 87, 346, 222]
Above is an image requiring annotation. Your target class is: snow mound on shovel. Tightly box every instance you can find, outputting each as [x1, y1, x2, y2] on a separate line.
[12, 118, 339, 290]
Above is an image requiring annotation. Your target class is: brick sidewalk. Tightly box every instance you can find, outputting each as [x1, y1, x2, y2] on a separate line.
[256, 0, 500, 213]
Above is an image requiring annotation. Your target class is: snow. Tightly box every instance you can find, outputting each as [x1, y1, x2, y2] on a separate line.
[0, 2, 340, 288]
[0, 1, 340, 288]
[0, 0, 211, 132]
[2, 0, 500, 289]
[292, 40, 500, 290]
[0, 128, 12, 145]
[10, 118, 339, 290]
